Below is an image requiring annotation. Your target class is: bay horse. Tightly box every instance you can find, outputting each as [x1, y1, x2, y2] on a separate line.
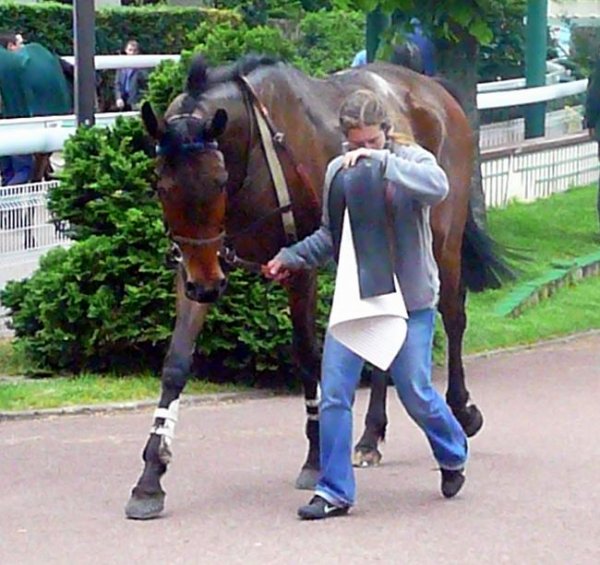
[125, 54, 510, 519]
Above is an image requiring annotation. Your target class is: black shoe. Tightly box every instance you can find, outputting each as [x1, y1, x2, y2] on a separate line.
[297, 495, 350, 520]
[441, 468, 465, 498]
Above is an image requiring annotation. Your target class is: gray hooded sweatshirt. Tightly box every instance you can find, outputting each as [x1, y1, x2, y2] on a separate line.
[274, 143, 449, 311]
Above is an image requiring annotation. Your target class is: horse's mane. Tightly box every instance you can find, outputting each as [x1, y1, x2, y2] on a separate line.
[180, 54, 280, 113]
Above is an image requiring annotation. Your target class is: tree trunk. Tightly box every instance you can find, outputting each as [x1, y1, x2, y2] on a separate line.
[436, 33, 487, 229]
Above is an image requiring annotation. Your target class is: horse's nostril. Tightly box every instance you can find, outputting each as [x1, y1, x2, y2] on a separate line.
[185, 282, 196, 297]
[219, 278, 227, 290]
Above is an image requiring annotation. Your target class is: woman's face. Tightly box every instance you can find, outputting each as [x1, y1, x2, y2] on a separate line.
[345, 124, 386, 150]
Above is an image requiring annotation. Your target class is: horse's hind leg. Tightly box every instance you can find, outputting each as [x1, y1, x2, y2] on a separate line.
[353, 369, 388, 467]
[439, 278, 484, 437]
[286, 270, 321, 490]
[125, 269, 209, 519]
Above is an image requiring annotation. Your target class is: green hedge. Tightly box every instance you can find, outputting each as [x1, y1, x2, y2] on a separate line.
[144, 9, 364, 114]
[0, 3, 239, 55]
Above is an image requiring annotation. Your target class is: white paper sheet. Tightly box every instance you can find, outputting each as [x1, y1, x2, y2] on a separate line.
[328, 211, 408, 371]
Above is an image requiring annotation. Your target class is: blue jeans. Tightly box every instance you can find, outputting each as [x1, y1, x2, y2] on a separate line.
[0, 155, 33, 186]
[316, 308, 468, 506]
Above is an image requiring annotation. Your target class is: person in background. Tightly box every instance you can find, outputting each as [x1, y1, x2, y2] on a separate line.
[351, 49, 367, 68]
[264, 90, 468, 520]
[585, 53, 600, 228]
[351, 17, 436, 77]
[0, 31, 33, 186]
[406, 17, 436, 76]
[114, 39, 148, 111]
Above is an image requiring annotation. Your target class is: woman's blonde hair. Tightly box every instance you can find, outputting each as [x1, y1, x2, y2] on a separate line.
[339, 89, 415, 145]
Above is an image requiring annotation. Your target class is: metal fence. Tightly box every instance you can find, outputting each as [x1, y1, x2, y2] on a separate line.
[0, 180, 69, 256]
[0, 180, 71, 336]
[481, 132, 599, 208]
[479, 106, 585, 149]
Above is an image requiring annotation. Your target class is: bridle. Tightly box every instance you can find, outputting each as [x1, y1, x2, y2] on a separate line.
[167, 202, 295, 276]
[158, 80, 319, 276]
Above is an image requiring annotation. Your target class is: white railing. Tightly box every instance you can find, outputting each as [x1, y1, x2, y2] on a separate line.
[0, 180, 71, 335]
[0, 180, 69, 256]
[481, 132, 599, 208]
[476, 60, 569, 92]
[477, 78, 586, 110]
[479, 105, 585, 149]
[0, 112, 137, 156]
[61, 54, 179, 70]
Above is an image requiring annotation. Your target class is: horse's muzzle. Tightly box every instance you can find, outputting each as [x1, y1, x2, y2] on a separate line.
[184, 279, 227, 303]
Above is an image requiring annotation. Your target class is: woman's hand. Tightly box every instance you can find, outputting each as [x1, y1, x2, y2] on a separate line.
[262, 258, 292, 283]
[342, 148, 372, 168]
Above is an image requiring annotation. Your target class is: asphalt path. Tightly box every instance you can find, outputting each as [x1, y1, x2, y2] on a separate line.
[1, 333, 599, 565]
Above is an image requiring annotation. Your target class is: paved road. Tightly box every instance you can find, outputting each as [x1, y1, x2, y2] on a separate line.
[1, 334, 600, 565]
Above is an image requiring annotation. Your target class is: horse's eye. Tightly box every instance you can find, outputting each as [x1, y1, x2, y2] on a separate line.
[156, 184, 168, 198]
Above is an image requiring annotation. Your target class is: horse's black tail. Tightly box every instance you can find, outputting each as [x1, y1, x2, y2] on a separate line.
[434, 75, 515, 291]
[461, 208, 516, 292]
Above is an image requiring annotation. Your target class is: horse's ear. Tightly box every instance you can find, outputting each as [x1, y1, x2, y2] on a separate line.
[186, 54, 209, 99]
[141, 101, 163, 140]
[205, 108, 228, 140]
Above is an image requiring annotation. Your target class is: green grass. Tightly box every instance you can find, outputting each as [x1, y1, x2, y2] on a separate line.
[0, 373, 244, 412]
[2, 184, 600, 411]
[464, 184, 600, 353]
[0, 338, 28, 375]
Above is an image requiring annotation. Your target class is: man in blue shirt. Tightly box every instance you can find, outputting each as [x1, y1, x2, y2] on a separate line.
[407, 18, 436, 76]
[351, 17, 436, 77]
[114, 39, 148, 111]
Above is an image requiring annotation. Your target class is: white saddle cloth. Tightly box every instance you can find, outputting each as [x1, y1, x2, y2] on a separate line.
[328, 210, 408, 371]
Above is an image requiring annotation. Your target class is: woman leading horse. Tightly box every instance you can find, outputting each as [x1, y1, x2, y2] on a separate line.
[125, 54, 510, 519]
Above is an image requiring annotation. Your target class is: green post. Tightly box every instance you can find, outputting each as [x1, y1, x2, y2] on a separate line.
[366, 7, 390, 63]
[525, 0, 548, 138]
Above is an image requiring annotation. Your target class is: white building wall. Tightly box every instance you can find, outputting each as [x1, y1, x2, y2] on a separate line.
[550, 1, 600, 17]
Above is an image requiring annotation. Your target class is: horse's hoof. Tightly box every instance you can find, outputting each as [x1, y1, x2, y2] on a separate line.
[455, 404, 484, 437]
[295, 467, 319, 490]
[124, 491, 166, 520]
[352, 447, 382, 468]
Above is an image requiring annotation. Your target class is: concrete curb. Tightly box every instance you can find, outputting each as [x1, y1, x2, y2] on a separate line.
[461, 328, 600, 360]
[0, 389, 275, 422]
[2, 329, 600, 422]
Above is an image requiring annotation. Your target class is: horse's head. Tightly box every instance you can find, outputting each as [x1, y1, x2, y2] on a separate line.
[141, 100, 230, 303]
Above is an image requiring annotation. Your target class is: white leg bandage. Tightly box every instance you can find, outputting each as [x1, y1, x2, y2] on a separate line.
[305, 385, 320, 421]
[150, 399, 180, 464]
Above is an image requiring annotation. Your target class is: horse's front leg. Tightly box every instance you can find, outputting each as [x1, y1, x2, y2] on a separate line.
[353, 368, 388, 467]
[125, 270, 209, 519]
[439, 276, 484, 437]
[286, 270, 321, 490]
